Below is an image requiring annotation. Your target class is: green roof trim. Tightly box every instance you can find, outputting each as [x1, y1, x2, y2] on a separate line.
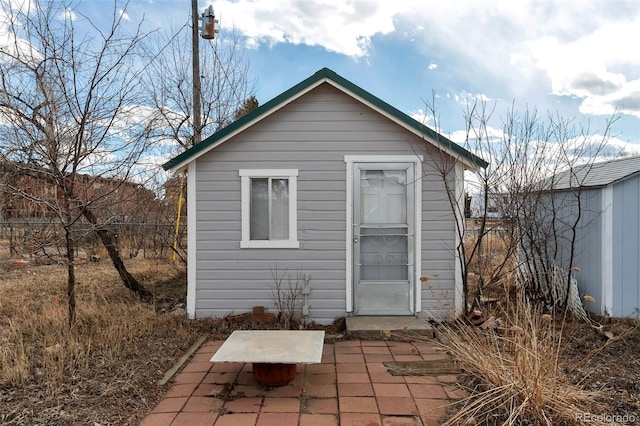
[162, 67, 488, 171]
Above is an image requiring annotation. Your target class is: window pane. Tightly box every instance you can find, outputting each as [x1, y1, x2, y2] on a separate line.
[360, 227, 408, 280]
[250, 178, 269, 240]
[360, 170, 406, 224]
[270, 178, 289, 239]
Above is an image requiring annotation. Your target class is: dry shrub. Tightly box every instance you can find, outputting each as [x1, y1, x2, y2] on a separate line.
[0, 259, 192, 390]
[464, 230, 518, 301]
[439, 296, 607, 426]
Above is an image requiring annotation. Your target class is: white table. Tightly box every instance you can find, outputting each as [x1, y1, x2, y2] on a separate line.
[210, 330, 325, 385]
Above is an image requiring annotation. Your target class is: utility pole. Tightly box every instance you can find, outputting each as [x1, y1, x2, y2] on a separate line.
[191, 0, 202, 146]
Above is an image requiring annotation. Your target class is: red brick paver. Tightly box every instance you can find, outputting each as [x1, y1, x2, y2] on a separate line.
[164, 383, 198, 398]
[256, 412, 299, 425]
[152, 397, 188, 413]
[373, 383, 411, 397]
[140, 339, 464, 426]
[171, 412, 217, 426]
[223, 397, 262, 413]
[182, 396, 223, 413]
[382, 416, 422, 425]
[339, 396, 378, 413]
[338, 382, 374, 396]
[303, 383, 337, 398]
[306, 397, 338, 414]
[213, 413, 258, 426]
[340, 412, 382, 426]
[300, 413, 339, 426]
[261, 397, 301, 413]
[376, 396, 417, 415]
[140, 412, 176, 426]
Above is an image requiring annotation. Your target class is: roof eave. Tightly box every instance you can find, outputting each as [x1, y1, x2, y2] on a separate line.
[320, 79, 488, 171]
[162, 73, 332, 173]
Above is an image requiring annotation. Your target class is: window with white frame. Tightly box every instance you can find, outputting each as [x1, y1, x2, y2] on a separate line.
[239, 169, 299, 248]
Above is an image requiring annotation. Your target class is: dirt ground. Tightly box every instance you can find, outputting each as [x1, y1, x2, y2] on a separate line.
[561, 317, 640, 421]
[1, 258, 638, 425]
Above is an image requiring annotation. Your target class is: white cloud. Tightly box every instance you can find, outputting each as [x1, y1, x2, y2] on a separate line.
[61, 7, 76, 21]
[205, 0, 639, 121]
[214, 0, 403, 57]
[408, 108, 433, 125]
[453, 91, 492, 105]
[448, 125, 505, 145]
[119, 9, 130, 21]
[0, 1, 39, 60]
[578, 79, 640, 118]
[129, 154, 172, 186]
[398, 0, 640, 119]
[526, 16, 640, 118]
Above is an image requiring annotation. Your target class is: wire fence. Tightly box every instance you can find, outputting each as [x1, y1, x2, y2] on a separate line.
[0, 219, 186, 262]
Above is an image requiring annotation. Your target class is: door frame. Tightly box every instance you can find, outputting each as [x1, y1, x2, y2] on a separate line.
[344, 155, 423, 315]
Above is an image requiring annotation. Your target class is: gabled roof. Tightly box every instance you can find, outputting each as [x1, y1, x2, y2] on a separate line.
[162, 68, 488, 172]
[551, 155, 640, 190]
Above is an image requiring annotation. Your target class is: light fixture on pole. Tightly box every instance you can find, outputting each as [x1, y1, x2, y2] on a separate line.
[191, 3, 218, 145]
[200, 5, 218, 39]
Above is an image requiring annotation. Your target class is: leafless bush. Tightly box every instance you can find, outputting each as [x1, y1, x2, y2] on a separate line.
[269, 266, 304, 329]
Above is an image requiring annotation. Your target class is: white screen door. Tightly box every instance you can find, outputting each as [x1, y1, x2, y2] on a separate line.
[353, 163, 415, 315]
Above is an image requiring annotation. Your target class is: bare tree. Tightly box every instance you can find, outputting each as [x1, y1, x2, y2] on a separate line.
[0, 0, 154, 324]
[422, 96, 620, 317]
[511, 114, 618, 319]
[139, 17, 257, 270]
[421, 96, 517, 313]
[142, 20, 256, 149]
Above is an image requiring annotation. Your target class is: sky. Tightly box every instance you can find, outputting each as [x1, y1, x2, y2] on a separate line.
[2, 0, 640, 166]
[132, 0, 639, 152]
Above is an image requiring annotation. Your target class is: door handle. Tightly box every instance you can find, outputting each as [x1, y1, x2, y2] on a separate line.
[353, 237, 359, 243]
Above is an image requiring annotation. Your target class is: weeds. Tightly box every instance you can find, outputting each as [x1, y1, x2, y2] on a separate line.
[436, 295, 608, 426]
[1, 267, 156, 388]
[269, 265, 304, 329]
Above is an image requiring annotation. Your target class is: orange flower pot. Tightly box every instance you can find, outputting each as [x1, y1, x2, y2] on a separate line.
[252, 363, 297, 386]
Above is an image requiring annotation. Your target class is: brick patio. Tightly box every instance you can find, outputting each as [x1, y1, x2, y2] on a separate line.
[140, 339, 466, 425]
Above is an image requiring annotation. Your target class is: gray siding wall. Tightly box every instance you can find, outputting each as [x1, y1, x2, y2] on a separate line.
[612, 174, 640, 317]
[547, 176, 640, 318]
[545, 189, 603, 311]
[193, 83, 456, 324]
[564, 189, 602, 308]
[537, 189, 603, 313]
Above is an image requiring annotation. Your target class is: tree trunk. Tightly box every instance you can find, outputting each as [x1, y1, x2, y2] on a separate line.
[81, 206, 152, 301]
[64, 226, 77, 327]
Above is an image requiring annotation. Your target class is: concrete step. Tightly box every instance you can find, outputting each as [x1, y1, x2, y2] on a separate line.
[345, 316, 434, 341]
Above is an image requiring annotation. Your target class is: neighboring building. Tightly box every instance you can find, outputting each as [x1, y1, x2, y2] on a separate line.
[541, 156, 640, 318]
[467, 192, 510, 219]
[163, 68, 487, 324]
[0, 168, 157, 222]
[0, 161, 159, 257]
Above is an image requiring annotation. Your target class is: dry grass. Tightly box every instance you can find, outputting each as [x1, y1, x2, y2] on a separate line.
[0, 258, 204, 424]
[438, 296, 608, 426]
[464, 230, 518, 302]
[446, 231, 639, 425]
